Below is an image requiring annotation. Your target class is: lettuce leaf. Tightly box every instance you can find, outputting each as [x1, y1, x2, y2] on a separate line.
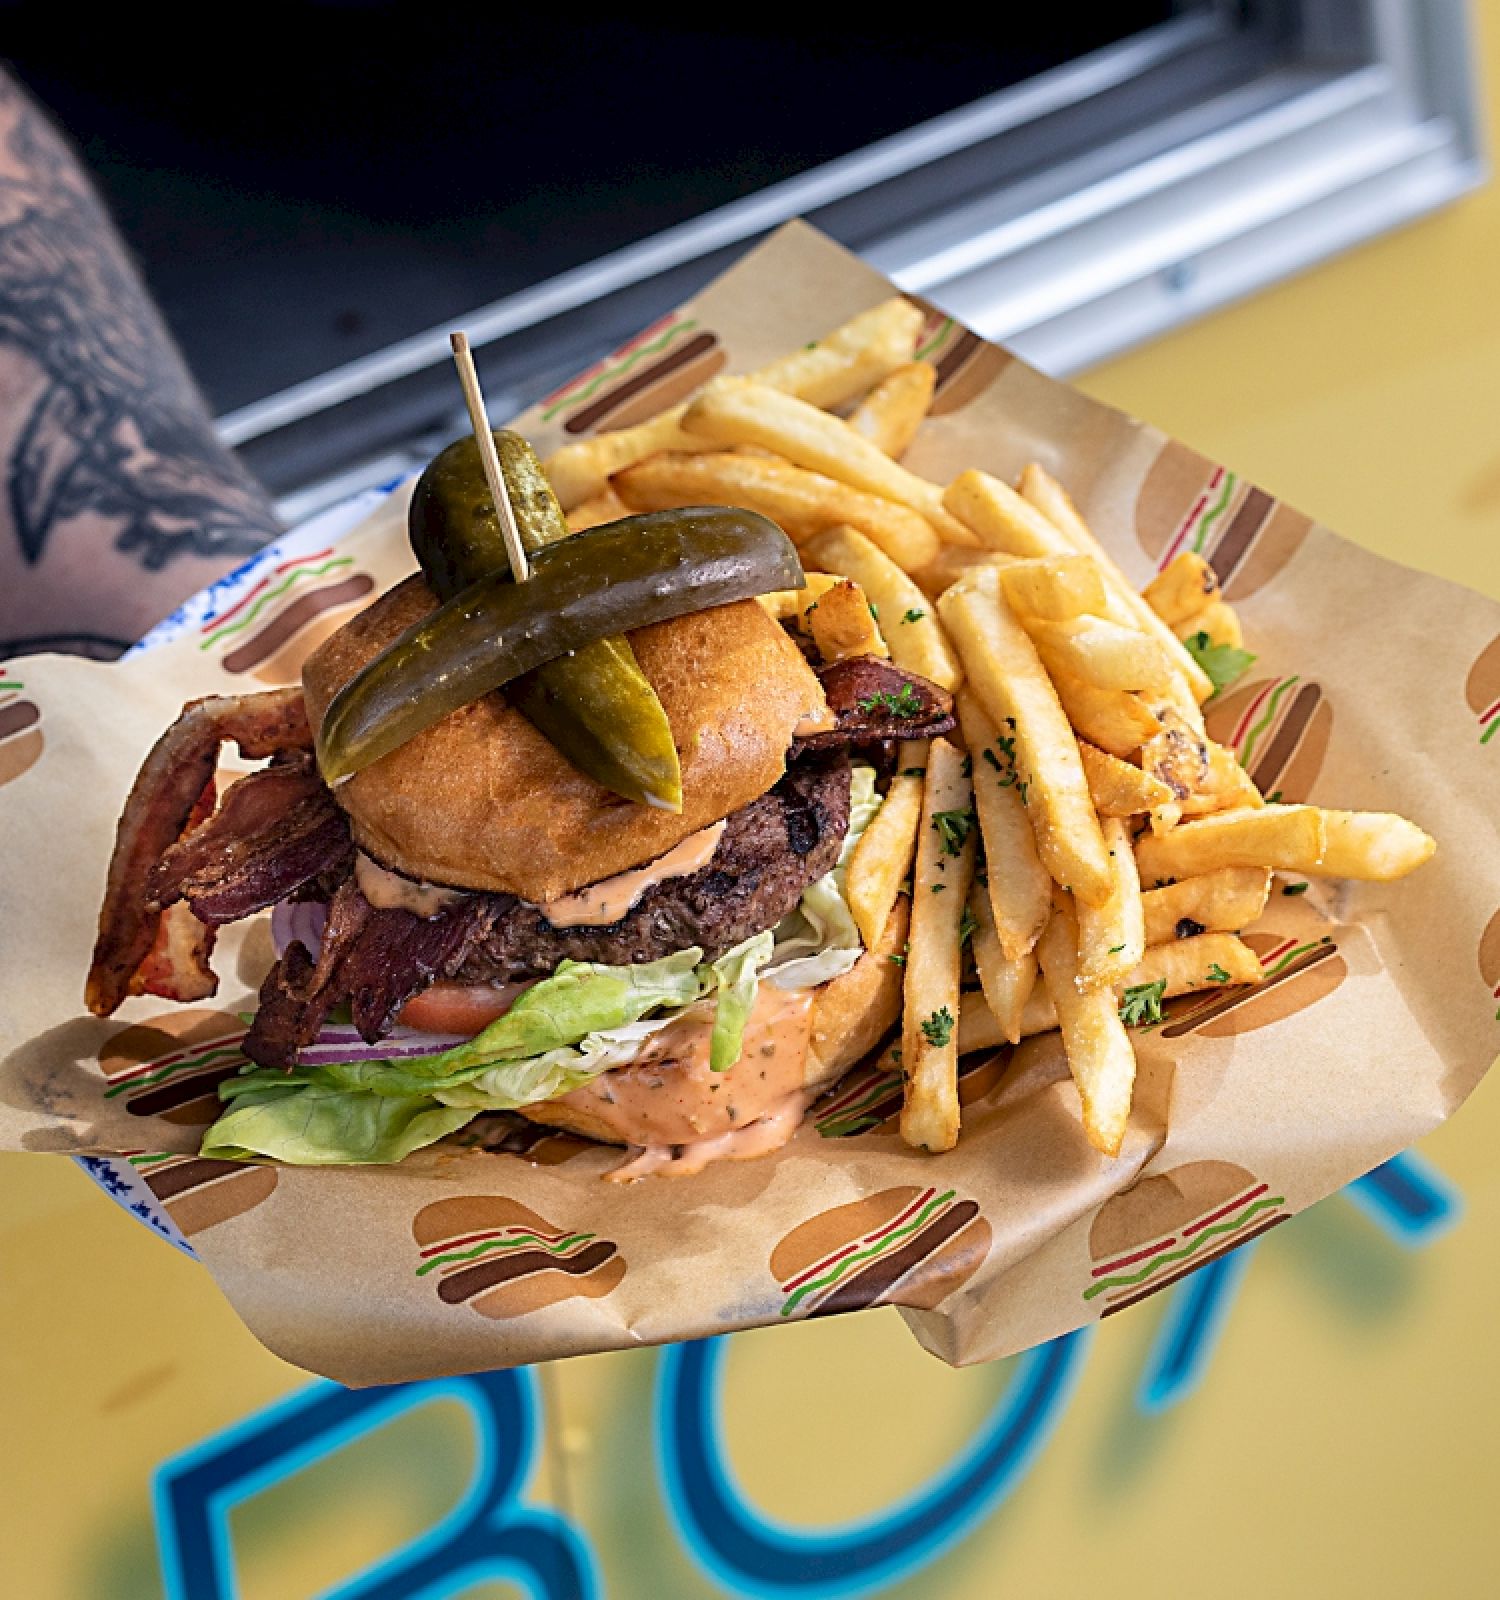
[202, 1079, 476, 1165]
[708, 931, 775, 1072]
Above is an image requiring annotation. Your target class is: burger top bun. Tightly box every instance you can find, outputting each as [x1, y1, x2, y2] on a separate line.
[302, 576, 827, 903]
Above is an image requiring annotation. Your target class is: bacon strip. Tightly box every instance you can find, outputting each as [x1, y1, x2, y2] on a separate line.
[85, 689, 312, 1017]
[243, 878, 495, 1068]
[148, 753, 351, 926]
[795, 658, 955, 751]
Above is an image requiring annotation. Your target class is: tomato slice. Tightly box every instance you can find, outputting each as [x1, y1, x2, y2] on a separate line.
[397, 981, 525, 1037]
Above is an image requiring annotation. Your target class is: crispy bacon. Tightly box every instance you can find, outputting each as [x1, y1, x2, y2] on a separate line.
[795, 658, 955, 751]
[148, 753, 351, 926]
[243, 878, 495, 1068]
[85, 688, 313, 1017]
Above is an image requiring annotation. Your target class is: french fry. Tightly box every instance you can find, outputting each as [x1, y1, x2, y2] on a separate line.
[544, 296, 924, 507]
[1076, 817, 1146, 989]
[955, 689, 1052, 958]
[1050, 671, 1162, 759]
[1000, 555, 1111, 621]
[1306, 809, 1437, 881]
[943, 469, 1075, 558]
[846, 361, 936, 458]
[968, 882, 1037, 1044]
[564, 486, 630, 532]
[612, 451, 940, 572]
[1139, 708, 1209, 801]
[901, 739, 976, 1153]
[1023, 615, 1178, 694]
[756, 571, 841, 624]
[940, 572, 1114, 906]
[1036, 894, 1136, 1157]
[914, 546, 1015, 599]
[1019, 463, 1218, 706]
[1179, 738, 1264, 816]
[958, 928, 1265, 1051]
[806, 525, 962, 690]
[1176, 597, 1244, 650]
[681, 377, 978, 546]
[1143, 550, 1220, 629]
[1141, 868, 1272, 944]
[845, 754, 925, 952]
[1131, 932, 1263, 993]
[1080, 742, 1175, 816]
[805, 578, 889, 663]
[1134, 805, 1328, 884]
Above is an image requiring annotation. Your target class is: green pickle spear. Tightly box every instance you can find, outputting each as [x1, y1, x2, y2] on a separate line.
[317, 504, 804, 786]
[409, 431, 683, 810]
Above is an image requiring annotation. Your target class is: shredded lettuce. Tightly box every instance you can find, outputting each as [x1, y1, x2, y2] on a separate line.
[201, 764, 884, 1165]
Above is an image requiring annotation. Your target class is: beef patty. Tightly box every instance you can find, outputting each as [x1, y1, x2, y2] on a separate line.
[453, 750, 852, 980]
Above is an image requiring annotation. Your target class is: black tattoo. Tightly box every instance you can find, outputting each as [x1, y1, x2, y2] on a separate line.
[0, 76, 279, 572]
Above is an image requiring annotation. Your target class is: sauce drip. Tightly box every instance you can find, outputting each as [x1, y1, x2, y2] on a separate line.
[355, 851, 469, 918]
[536, 820, 726, 928]
[554, 985, 815, 1162]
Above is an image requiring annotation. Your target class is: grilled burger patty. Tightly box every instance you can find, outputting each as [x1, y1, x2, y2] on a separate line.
[453, 749, 852, 980]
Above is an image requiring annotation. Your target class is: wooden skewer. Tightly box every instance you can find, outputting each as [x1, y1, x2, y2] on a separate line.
[449, 330, 530, 583]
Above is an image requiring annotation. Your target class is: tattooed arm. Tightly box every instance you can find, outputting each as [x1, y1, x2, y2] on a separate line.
[0, 69, 280, 658]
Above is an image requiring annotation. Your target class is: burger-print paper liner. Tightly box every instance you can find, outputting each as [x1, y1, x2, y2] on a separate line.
[2, 222, 1498, 1386]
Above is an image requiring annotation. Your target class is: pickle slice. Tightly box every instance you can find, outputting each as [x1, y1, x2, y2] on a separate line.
[409, 431, 684, 808]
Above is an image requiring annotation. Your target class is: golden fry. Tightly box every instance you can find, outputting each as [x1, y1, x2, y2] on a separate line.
[914, 546, 1016, 599]
[1179, 738, 1264, 816]
[1075, 816, 1146, 990]
[1036, 894, 1137, 1157]
[1143, 551, 1220, 629]
[968, 881, 1038, 1045]
[1140, 867, 1272, 945]
[564, 486, 630, 532]
[756, 571, 841, 625]
[1019, 463, 1217, 705]
[1023, 615, 1178, 694]
[612, 451, 940, 572]
[1134, 804, 1328, 884]
[806, 578, 889, 664]
[845, 758, 924, 952]
[999, 555, 1111, 621]
[544, 296, 924, 507]
[1140, 708, 1209, 801]
[955, 688, 1052, 958]
[939, 572, 1114, 906]
[1307, 809, 1437, 881]
[681, 377, 977, 546]
[1050, 671, 1162, 759]
[943, 469, 1075, 558]
[806, 525, 962, 690]
[1080, 742, 1175, 816]
[846, 361, 937, 458]
[1177, 597, 1244, 650]
[901, 738, 977, 1153]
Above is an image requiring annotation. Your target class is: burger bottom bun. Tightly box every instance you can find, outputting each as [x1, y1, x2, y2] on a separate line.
[519, 900, 909, 1148]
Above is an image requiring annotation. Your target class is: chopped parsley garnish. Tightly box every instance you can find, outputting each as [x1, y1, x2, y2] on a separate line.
[902, 607, 926, 624]
[1016, 778, 1031, 807]
[960, 754, 973, 778]
[869, 601, 880, 622]
[888, 948, 908, 967]
[1207, 963, 1231, 983]
[1119, 978, 1168, 1027]
[857, 683, 924, 718]
[982, 747, 1003, 772]
[1266, 789, 1284, 804]
[901, 766, 926, 778]
[1109, 944, 1126, 955]
[921, 1007, 955, 1047]
[931, 806, 976, 856]
[931, 882, 947, 893]
[958, 905, 979, 949]
[1282, 881, 1309, 896]
[1182, 630, 1256, 697]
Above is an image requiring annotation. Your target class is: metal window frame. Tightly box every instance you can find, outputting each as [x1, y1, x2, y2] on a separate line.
[231, 0, 1483, 523]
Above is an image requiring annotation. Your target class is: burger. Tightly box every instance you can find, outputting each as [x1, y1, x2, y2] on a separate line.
[86, 473, 954, 1176]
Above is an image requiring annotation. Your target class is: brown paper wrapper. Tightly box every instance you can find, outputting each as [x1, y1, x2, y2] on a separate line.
[3, 222, 1498, 1387]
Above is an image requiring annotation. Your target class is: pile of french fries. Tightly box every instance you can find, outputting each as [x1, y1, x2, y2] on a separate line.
[546, 299, 1437, 1159]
